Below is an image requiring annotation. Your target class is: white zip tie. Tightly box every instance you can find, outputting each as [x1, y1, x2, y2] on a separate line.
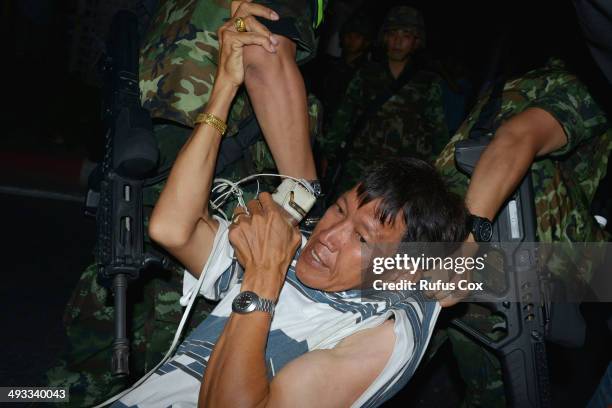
[209, 173, 314, 220]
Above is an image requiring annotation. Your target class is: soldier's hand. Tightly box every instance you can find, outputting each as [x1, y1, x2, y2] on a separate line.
[230, 0, 280, 39]
[216, 20, 278, 87]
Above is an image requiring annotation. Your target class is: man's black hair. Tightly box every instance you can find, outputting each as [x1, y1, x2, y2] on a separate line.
[356, 158, 469, 242]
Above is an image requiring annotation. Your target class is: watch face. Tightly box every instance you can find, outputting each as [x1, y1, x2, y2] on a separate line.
[479, 222, 493, 242]
[232, 291, 258, 313]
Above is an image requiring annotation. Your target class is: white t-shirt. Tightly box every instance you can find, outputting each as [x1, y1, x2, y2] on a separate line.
[114, 217, 440, 408]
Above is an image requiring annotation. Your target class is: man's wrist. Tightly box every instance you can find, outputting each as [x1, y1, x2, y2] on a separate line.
[206, 80, 239, 118]
[240, 268, 286, 302]
[211, 76, 239, 98]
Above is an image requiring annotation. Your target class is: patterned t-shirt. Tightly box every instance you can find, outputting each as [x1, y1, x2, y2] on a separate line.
[114, 218, 440, 408]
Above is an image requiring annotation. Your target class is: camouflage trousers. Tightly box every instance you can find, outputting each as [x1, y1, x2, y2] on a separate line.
[425, 307, 506, 408]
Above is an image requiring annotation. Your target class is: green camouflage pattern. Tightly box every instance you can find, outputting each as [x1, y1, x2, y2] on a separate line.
[320, 61, 448, 194]
[433, 59, 612, 406]
[139, 0, 236, 128]
[139, 0, 323, 128]
[424, 319, 505, 408]
[436, 59, 611, 249]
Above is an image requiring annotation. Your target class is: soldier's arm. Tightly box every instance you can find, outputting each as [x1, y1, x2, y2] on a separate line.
[428, 107, 566, 308]
[466, 68, 611, 222]
[465, 107, 567, 221]
[148, 26, 277, 277]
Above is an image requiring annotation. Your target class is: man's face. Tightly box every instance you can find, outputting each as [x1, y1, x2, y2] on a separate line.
[295, 187, 406, 292]
[341, 31, 369, 55]
[384, 29, 419, 62]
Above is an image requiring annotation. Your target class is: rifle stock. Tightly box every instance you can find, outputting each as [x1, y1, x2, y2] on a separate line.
[453, 138, 551, 408]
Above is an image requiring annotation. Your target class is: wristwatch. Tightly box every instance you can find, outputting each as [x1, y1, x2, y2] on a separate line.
[309, 180, 323, 198]
[469, 214, 494, 242]
[232, 291, 275, 317]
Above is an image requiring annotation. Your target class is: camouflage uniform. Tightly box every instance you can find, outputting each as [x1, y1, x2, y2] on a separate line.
[317, 13, 374, 132]
[46, 0, 324, 405]
[319, 6, 448, 196]
[434, 59, 612, 407]
[320, 61, 448, 195]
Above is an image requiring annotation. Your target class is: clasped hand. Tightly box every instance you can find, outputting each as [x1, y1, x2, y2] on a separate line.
[229, 193, 302, 296]
[216, 0, 280, 87]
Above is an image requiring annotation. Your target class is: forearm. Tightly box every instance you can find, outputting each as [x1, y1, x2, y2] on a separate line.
[243, 37, 316, 180]
[465, 107, 567, 220]
[465, 127, 537, 220]
[199, 313, 271, 408]
[150, 82, 238, 246]
[199, 268, 283, 408]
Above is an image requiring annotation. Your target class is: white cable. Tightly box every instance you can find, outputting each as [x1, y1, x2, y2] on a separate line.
[93, 173, 311, 407]
[209, 173, 314, 220]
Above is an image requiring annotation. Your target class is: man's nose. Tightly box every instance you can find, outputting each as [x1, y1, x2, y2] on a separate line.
[318, 219, 351, 253]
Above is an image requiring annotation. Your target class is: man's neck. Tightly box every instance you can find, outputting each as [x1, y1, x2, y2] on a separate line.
[388, 58, 409, 79]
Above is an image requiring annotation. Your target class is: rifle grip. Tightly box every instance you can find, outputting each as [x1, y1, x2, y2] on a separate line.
[502, 340, 551, 408]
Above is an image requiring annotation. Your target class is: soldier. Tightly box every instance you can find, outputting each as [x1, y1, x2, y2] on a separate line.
[319, 5, 448, 198]
[316, 11, 374, 131]
[46, 0, 325, 405]
[433, 58, 612, 407]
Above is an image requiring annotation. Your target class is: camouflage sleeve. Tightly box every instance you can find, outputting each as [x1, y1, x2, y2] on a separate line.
[318, 69, 365, 162]
[424, 77, 449, 159]
[525, 73, 609, 157]
[434, 131, 470, 198]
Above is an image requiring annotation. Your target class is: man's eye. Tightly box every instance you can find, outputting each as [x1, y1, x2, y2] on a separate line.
[358, 233, 367, 244]
[335, 203, 344, 214]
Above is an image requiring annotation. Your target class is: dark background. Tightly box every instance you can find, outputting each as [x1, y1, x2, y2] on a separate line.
[0, 0, 610, 407]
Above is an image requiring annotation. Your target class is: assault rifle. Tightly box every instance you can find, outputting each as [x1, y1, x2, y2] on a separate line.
[86, 10, 166, 376]
[453, 138, 552, 408]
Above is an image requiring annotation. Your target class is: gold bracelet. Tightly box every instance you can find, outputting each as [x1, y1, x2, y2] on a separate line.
[195, 112, 227, 135]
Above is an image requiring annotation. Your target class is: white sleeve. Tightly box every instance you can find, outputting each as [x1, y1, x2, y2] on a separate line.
[181, 216, 237, 304]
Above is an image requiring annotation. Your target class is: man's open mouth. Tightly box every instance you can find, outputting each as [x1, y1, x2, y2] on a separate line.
[311, 249, 323, 265]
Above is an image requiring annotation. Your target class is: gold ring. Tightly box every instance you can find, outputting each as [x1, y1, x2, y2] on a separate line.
[234, 17, 247, 32]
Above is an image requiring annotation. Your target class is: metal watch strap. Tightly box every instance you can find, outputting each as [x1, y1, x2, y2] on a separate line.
[257, 297, 275, 316]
